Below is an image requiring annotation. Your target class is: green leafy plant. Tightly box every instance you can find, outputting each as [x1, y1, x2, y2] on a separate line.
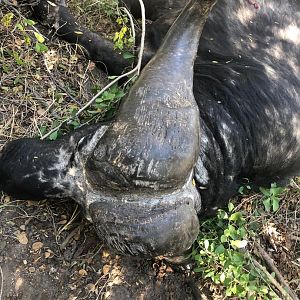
[42, 83, 127, 140]
[99, 0, 119, 18]
[1, 12, 14, 27]
[238, 184, 252, 195]
[1, 13, 48, 53]
[259, 183, 285, 213]
[113, 16, 135, 53]
[87, 83, 126, 116]
[191, 203, 278, 299]
[98, 0, 135, 55]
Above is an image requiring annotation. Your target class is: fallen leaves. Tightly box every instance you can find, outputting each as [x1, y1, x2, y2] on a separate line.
[44, 249, 54, 259]
[32, 242, 44, 251]
[15, 232, 28, 245]
[86, 283, 97, 293]
[78, 269, 88, 277]
[102, 264, 110, 276]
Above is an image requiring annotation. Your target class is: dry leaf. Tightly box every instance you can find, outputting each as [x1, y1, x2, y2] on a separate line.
[78, 269, 88, 276]
[112, 276, 122, 285]
[102, 250, 110, 258]
[32, 242, 43, 251]
[74, 231, 81, 241]
[16, 232, 28, 245]
[88, 62, 96, 71]
[44, 50, 58, 71]
[26, 201, 37, 207]
[102, 265, 111, 275]
[3, 196, 11, 203]
[86, 283, 96, 293]
[15, 277, 23, 291]
[57, 220, 68, 225]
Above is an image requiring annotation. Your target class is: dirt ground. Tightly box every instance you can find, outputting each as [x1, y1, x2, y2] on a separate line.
[0, 1, 299, 299]
[0, 196, 202, 300]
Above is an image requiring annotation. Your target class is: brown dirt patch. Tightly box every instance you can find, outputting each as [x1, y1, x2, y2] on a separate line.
[0, 196, 200, 300]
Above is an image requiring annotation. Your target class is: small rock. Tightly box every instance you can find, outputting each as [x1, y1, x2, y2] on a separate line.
[28, 267, 35, 273]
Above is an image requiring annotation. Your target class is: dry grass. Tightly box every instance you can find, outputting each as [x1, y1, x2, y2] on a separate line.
[0, 4, 107, 150]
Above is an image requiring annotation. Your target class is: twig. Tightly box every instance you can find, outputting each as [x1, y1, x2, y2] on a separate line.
[59, 224, 83, 250]
[41, 0, 146, 140]
[290, 179, 300, 190]
[251, 257, 293, 300]
[254, 241, 299, 300]
[43, 57, 82, 107]
[57, 205, 79, 237]
[0, 265, 3, 300]
[136, 0, 146, 75]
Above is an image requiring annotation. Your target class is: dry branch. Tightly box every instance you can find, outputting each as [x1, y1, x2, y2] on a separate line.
[254, 241, 299, 300]
[251, 258, 293, 300]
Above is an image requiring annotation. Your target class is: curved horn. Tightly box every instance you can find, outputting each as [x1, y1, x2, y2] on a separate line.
[85, 0, 217, 257]
[86, 0, 217, 190]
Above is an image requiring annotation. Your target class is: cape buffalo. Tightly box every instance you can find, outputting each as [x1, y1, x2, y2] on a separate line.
[0, 0, 299, 258]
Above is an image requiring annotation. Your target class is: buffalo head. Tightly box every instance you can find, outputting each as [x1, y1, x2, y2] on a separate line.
[0, 0, 217, 258]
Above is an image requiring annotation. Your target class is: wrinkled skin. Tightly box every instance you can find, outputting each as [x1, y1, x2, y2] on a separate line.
[0, 0, 300, 258]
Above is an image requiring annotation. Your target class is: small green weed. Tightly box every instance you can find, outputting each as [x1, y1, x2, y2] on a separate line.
[113, 15, 135, 54]
[191, 202, 278, 299]
[87, 83, 126, 117]
[43, 83, 127, 140]
[259, 183, 285, 213]
[238, 184, 252, 195]
[99, 0, 119, 18]
[98, 0, 135, 55]
[1, 13, 48, 53]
